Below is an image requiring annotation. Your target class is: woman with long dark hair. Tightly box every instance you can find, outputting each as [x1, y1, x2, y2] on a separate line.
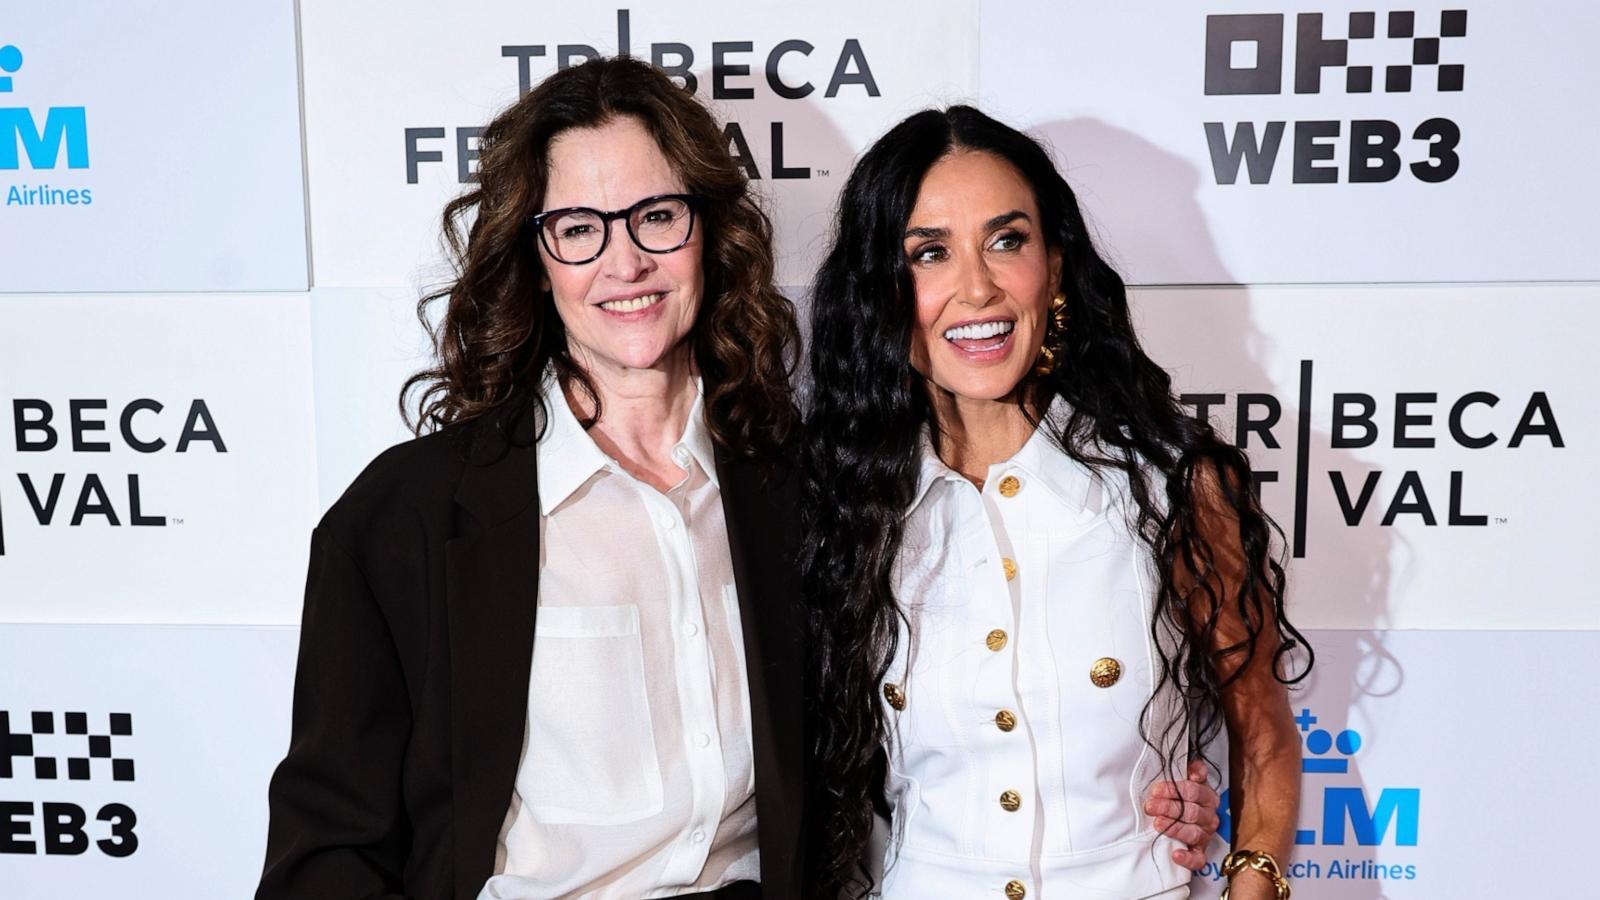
[803, 106, 1311, 899]
[258, 57, 806, 900]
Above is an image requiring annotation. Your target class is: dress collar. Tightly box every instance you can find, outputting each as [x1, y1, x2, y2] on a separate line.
[909, 395, 1103, 515]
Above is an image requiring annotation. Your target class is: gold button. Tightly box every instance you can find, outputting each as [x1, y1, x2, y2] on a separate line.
[995, 709, 1017, 732]
[883, 682, 906, 710]
[1005, 879, 1027, 899]
[1090, 657, 1123, 688]
[998, 475, 1021, 497]
[985, 629, 1008, 652]
[1001, 557, 1017, 581]
[999, 789, 1022, 812]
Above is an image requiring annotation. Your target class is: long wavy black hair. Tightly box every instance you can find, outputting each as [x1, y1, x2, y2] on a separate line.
[801, 105, 1312, 897]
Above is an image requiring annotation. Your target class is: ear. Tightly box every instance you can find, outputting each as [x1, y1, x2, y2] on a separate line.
[1048, 245, 1065, 296]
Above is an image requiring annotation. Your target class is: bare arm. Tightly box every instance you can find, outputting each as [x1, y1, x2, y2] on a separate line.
[1181, 464, 1300, 900]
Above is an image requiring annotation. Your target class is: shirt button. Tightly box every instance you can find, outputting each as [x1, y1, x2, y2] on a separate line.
[985, 629, 1008, 652]
[999, 789, 1022, 812]
[1001, 557, 1017, 581]
[1090, 657, 1124, 688]
[673, 446, 691, 466]
[683, 621, 700, 637]
[994, 709, 1017, 732]
[998, 475, 1021, 497]
[1005, 880, 1027, 900]
[692, 829, 706, 844]
[695, 732, 711, 749]
[657, 511, 677, 530]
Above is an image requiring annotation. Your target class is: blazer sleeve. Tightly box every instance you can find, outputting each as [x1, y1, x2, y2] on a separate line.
[256, 525, 415, 899]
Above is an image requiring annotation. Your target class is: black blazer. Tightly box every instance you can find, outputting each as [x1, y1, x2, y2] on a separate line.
[257, 405, 806, 900]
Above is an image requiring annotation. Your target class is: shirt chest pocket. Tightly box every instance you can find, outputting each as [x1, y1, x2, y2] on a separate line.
[520, 604, 665, 826]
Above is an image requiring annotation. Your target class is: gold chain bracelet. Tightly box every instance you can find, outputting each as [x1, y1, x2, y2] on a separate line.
[1218, 849, 1291, 900]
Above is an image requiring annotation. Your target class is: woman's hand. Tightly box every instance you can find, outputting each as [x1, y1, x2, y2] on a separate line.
[1144, 758, 1222, 870]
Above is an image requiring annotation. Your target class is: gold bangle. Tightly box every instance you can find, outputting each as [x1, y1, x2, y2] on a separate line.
[1218, 849, 1291, 900]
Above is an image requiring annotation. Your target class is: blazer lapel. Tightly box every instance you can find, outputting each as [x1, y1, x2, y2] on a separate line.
[717, 452, 806, 897]
[445, 411, 542, 900]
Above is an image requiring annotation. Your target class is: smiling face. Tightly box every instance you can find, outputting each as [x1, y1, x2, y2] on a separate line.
[539, 116, 704, 375]
[903, 150, 1063, 405]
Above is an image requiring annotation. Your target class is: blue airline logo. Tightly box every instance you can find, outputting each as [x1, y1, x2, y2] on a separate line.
[1220, 708, 1420, 847]
[1, 44, 90, 170]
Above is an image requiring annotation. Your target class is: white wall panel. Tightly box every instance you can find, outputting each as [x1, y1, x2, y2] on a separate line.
[1191, 629, 1591, 896]
[0, 295, 318, 624]
[300, 0, 980, 289]
[0, 623, 297, 899]
[1134, 283, 1596, 630]
[980, 2, 1600, 284]
[0, 1, 308, 292]
[308, 287, 433, 510]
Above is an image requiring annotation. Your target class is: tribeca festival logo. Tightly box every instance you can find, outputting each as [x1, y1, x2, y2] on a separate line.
[1180, 360, 1563, 557]
[1202, 9, 1467, 184]
[1, 710, 138, 858]
[405, 8, 879, 185]
[0, 399, 227, 556]
[0, 43, 94, 207]
[1212, 708, 1418, 885]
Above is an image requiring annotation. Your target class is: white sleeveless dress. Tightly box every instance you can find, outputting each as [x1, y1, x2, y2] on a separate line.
[878, 401, 1192, 899]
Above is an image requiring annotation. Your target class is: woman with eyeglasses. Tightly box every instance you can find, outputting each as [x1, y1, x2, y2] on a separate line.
[256, 57, 804, 900]
[802, 106, 1311, 900]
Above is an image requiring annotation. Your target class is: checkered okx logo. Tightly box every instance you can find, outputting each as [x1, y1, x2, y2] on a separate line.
[1205, 10, 1468, 96]
[1, 711, 134, 782]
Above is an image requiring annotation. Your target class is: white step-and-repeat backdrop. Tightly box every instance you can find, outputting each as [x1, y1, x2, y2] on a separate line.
[3, 2, 1595, 897]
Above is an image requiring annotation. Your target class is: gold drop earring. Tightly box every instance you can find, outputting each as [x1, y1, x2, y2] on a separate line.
[1033, 292, 1069, 376]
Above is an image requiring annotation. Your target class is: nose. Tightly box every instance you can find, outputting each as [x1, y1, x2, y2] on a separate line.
[597, 220, 654, 283]
[956, 252, 1002, 309]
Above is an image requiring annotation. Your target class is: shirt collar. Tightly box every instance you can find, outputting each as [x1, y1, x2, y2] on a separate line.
[676, 383, 719, 490]
[909, 395, 1103, 516]
[1009, 396, 1103, 516]
[536, 369, 717, 516]
[910, 431, 966, 514]
[536, 371, 611, 516]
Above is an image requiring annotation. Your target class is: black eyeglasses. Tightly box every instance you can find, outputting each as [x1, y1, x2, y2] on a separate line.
[530, 193, 701, 265]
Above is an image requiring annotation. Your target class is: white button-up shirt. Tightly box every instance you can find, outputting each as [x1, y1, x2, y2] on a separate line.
[879, 400, 1189, 899]
[480, 376, 757, 900]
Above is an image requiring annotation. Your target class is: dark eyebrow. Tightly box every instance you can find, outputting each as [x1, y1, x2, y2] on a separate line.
[985, 210, 1029, 231]
[904, 211, 1030, 241]
[903, 225, 948, 240]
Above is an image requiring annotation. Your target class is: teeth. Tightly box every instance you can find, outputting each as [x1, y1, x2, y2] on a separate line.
[600, 292, 663, 312]
[943, 320, 1015, 341]
[600, 292, 664, 313]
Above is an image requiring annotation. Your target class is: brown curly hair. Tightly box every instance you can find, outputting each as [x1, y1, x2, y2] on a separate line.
[402, 56, 799, 458]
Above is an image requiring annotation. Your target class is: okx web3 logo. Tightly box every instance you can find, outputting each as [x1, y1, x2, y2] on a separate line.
[1, 710, 138, 858]
[1201, 9, 1468, 185]
[1, 43, 95, 208]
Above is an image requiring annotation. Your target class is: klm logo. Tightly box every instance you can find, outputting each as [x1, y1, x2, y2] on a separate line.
[1219, 708, 1419, 847]
[1293, 709, 1419, 847]
[0, 45, 90, 170]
